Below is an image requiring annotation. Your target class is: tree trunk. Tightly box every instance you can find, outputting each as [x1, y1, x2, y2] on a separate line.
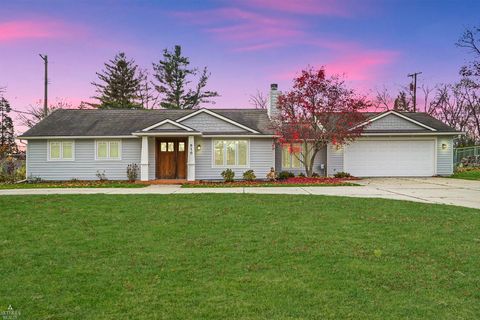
[304, 148, 320, 177]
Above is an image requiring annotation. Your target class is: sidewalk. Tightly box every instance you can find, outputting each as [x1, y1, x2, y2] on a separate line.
[1, 177, 479, 209]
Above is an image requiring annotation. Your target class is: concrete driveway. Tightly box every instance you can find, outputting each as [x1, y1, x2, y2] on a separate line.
[0, 177, 479, 209]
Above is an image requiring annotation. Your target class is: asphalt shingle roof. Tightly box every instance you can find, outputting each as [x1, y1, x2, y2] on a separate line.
[20, 109, 274, 137]
[19, 109, 460, 138]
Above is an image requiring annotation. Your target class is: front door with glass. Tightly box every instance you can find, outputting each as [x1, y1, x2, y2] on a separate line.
[156, 139, 187, 179]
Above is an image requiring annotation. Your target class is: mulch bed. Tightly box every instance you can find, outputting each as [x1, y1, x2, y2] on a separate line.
[183, 177, 359, 188]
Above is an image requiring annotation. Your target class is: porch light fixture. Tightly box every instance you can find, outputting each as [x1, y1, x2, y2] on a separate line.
[196, 144, 201, 151]
[441, 143, 447, 150]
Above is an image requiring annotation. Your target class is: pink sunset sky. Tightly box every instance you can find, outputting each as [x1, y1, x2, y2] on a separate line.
[0, 0, 478, 134]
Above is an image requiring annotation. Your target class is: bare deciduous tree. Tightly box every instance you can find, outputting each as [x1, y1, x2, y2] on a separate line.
[249, 90, 268, 109]
[420, 84, 435, 113]
[457, 26, 480, 83]
[428, 83, 478, 145]
[16, 99, 73, 128]
[374, 87, 392, 111]
[457, 26, 480, 55]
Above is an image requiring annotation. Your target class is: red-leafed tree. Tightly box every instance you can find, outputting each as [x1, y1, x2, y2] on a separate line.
[272, 67, 370, 177]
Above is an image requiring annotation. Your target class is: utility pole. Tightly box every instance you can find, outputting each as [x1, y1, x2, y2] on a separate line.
[39, 54, 48, 116]
[407, 71, 422, 112]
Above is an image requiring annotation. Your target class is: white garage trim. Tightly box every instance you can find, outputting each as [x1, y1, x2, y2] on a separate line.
[344, 137, 437, 177]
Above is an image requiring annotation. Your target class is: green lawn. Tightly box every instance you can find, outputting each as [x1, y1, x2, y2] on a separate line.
[0, 181, 147, 189]
[450, 169, 480, 180]
[1, 194, 479, 319]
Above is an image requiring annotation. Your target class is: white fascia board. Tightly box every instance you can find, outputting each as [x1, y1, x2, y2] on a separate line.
[132, 132, 202, 136]
[142, 119, 194, 132]
[176, 109, 259, 134]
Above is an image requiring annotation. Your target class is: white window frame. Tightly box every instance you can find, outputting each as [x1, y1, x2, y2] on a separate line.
[281, 143, 303, 169]
[95, 139, 122, 161]
[47, 140, 75, 161]
[211, 139, 250, 168]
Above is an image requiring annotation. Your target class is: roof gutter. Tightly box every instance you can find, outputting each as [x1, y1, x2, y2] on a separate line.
[202, 134, 276, 138]
[361, 132, 464, 136]
[132, 132, 203, 137]
[17, 135, 140, 140]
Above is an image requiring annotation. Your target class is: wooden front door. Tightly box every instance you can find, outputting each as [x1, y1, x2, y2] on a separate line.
[156, 138, 187, 179]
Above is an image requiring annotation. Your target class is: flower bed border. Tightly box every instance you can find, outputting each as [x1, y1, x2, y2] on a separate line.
[182, 177, 360, 188]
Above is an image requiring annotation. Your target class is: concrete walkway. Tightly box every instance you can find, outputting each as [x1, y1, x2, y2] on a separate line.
[0, 177, 479, 209]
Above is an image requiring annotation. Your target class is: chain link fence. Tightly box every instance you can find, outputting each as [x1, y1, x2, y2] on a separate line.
[454, 146, 480, 168]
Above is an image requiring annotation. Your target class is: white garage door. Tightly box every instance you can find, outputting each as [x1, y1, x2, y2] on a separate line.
[344, 140, 435, 177]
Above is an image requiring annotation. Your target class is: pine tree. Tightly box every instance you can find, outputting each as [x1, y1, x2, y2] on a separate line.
[393, 91, 412, 112]
[152, 45, 219, 109]
[0, 96, 17, 155]
[92, 52, 142, 109]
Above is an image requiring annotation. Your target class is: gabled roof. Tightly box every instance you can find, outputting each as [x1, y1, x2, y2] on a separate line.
[176, 109, 260, 133]
[353, 110, 437, 131]
[359, 111, 460, 133]
[141, 119, 196, 132]
[19, 108, 274, 137]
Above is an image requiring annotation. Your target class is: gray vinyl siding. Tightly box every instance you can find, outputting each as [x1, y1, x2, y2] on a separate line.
[326, 144, 344, 176]
[365, 114, 423, 131]
[274, 144, 327, 176]
[436, 136, 454, 175]
[181, 113, 247, 132]
[194, 137, 274, 180]
[154, 122, 182, 130]
[27, 138, 142, 180]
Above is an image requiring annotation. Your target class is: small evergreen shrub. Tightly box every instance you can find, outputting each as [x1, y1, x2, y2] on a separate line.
[297, 172, 306, 177]
[243, 170, 256, 181]
[221, 168, 235, 182]
[311, 172, 320, 178]
[334, 171, 352, 178]
[278, 171, 295, 180]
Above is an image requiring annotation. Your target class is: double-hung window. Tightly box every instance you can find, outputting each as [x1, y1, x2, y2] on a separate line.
[213, 140, 248, 167]
[48, 140, 74, 161]
[282, 143, 302, 169]
[96, 140, 121, 160]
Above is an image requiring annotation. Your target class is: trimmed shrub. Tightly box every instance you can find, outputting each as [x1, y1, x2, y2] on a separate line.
[221, 168, 235, 182]
[278, 171, 295, 180]
[297, 172, 306, 177]
[243, 170, 256, 181]
[334, 171, 352, 178]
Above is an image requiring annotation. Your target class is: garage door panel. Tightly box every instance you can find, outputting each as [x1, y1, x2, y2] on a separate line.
[344, 140, 435, 177]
